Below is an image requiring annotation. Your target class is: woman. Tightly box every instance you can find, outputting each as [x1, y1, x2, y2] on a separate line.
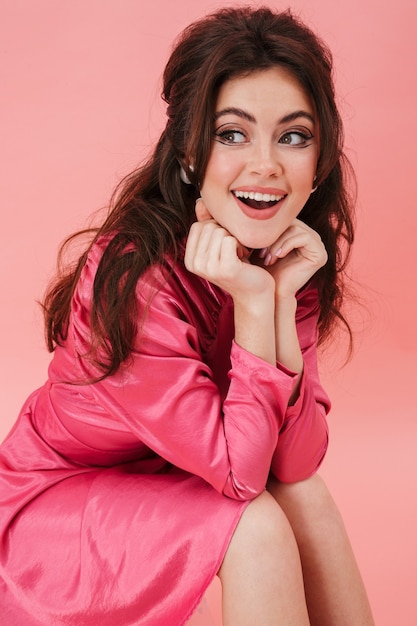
[0, 6, 374, 625]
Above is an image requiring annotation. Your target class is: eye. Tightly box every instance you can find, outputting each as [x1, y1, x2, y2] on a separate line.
[215, 129, 247, 144]
[279, 131, 313, 146]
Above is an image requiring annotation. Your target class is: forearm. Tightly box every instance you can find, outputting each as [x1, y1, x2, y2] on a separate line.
[233, 291, 277, 367]
[270, 385, 329, 483]
[274, 294, 303, 403]
[222, 341, 300, 499]
[274, 294, 303, 372]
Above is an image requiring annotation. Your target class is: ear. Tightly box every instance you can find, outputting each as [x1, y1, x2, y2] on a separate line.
[195, 197, 213, 222]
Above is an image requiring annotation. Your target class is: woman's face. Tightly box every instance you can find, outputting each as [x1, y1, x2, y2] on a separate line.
[199, 66, 319, 249]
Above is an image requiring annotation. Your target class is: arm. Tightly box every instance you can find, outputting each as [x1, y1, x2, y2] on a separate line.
[271, 283, 330, 482]
[67, 239, 295, 501]
[263, 218, 328, 400]
[259, 218, 330, 480]
[68, 221, 328, 500]
[179, 207, 330, 492]
[87, 291, 296, 501]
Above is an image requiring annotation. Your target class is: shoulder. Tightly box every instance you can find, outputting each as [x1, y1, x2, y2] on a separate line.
[70, 233, 114, 312]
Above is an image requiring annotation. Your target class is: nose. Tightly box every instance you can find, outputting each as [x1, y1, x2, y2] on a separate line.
[249, 141, 282, 178]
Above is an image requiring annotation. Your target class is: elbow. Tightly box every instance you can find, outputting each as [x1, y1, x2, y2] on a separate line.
[222, 475, 266, 501]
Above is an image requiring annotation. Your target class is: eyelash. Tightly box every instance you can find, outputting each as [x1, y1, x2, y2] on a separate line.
[280, 131, 313, 146]
[215, 129, 246, 144]
[214, 128, 313, 146]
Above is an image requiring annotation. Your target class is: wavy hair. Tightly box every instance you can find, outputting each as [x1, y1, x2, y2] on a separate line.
[43, 6, 356, 378]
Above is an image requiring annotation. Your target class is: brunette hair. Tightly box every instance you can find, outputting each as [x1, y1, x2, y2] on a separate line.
[43, 5, 355, 378]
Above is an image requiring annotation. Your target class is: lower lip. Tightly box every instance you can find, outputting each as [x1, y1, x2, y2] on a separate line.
[234, 195, 286, 221]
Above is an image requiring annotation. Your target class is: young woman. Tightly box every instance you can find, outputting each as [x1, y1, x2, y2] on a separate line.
[0, 6, 374, 625]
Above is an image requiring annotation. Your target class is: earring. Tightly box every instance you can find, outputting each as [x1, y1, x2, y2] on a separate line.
[180, 164, 194, 185]
[311, 175, 318, 194]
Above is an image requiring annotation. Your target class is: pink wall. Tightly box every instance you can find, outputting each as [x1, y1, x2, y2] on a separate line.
[1, 1, 416, 624]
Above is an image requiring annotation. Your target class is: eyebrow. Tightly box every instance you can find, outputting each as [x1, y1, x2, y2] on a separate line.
[214, 107, 315, 125]
[214, 107, 256, 122]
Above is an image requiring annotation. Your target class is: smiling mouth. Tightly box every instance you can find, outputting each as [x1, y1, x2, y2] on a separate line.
[233, 190, 286, 210]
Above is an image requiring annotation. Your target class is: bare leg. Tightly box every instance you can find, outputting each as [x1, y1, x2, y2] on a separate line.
[218, 491, 310, 626]
[267, 474, 375, 626]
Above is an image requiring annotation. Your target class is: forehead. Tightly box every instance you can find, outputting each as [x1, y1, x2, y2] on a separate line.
[216, 66, 314, 116]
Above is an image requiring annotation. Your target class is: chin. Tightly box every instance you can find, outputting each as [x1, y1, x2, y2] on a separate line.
[239, 233, 281, 250]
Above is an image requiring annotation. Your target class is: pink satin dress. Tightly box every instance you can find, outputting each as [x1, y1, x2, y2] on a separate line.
[0, 236, 330, 625]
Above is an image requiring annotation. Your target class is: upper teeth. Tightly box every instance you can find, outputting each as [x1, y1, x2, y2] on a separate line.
[233, 190, 284, 202]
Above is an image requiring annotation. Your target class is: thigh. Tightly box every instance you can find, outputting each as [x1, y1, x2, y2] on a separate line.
[3, 467, 247, 626]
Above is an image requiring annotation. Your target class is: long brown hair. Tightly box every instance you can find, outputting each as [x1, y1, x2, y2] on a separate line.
[43, 6, 356, 378]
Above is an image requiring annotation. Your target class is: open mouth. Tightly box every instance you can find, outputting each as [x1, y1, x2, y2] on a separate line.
[233, 190, 286, 210]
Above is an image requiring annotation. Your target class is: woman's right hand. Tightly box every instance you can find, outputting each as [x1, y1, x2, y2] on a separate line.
[184, 199, 275, 302]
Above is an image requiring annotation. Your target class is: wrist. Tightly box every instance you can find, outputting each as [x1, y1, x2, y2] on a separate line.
[275, 291, 298, 313]
[233, 290, 276, 366]
[274, 293, 302, 373]
[234, 288, 275, 316]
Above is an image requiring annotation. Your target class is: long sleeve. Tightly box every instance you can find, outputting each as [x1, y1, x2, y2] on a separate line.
[50, 240, 330, 501]
[271, 285, 330, 482]
[71, 289, 297, 501]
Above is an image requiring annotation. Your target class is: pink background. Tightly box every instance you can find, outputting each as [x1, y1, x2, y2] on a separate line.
[1, 1, 416, 624]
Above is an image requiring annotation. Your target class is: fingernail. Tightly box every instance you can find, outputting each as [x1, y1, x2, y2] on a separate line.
[259, 247, 268, 259]
[274, 247, 283, 257]
[264, 252, 272, 265]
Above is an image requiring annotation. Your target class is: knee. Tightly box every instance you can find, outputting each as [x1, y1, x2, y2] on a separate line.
[218, 492, 307, 611]
[268, 473, 332, 506]
[227, 491, 297, 559]
[267, 473, 345, 531]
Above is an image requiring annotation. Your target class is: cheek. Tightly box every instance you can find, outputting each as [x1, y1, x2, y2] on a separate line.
[202, 150, 239, 189]
[293, 157, 318, 192]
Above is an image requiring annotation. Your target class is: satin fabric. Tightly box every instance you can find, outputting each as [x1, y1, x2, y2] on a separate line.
[0, 236, 330, 625]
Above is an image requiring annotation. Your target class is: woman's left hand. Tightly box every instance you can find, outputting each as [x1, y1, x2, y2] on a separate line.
[259, 219, 328, 297]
